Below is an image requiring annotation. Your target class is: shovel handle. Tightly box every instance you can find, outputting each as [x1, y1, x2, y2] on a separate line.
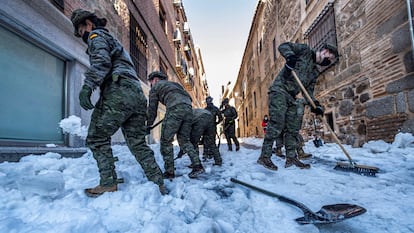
[230, 178, 314, 215]
[149, 119, 164, 130]
[291, 70, 353, 162]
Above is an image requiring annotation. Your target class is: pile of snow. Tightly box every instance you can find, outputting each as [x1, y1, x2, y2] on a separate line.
[0, 133, 413, 232]
[59, 115, 88, 139]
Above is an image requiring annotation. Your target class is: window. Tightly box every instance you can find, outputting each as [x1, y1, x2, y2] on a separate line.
[272, 37, 277, 62]
[253, 91, 257, 108]
[245, 107, 249, 127]
[159, 4, 167, 34]
[258, 38, 263, 54]
[130, 13, 148, 83]
[304, 3, 337, 72]
[0, 25, 65, 143]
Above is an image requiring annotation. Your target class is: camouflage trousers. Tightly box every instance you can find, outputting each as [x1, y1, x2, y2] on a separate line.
[86, 78, 163, 186]
[275, 98, 305, 148]
[261, 90, 301, 158]
[161, 104, 201, 173]
[190, 114, 222, 164]
[224, 122, 239, 150]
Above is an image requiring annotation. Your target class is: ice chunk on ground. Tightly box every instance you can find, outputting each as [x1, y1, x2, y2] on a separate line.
[17, 171, 65, 198]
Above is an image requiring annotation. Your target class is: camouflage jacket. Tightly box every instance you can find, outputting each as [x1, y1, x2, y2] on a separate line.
[192, 109, 213, 126]
[222, 105, 238, 125]
[147, 80, 192, 126]
[84, 28, 138, 90]
[269, 42, 320, 102]
[205, 103, 223, 125]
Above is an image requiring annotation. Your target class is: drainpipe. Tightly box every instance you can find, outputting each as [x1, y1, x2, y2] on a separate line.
[407, 0, 414, 61]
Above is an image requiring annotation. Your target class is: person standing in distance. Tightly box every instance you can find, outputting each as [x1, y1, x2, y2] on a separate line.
[70, 9, 166, 196]
[221, 98, 240, 151]
[204, 96, 223, 157]
[146, 71, 205, 179]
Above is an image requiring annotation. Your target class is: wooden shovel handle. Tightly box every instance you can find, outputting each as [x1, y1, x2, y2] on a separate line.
[291, 70, 353, 162]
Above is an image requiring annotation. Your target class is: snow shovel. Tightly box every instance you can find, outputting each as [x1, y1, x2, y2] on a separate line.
[291, 70, 379, 176]
[230, 178, 366, 224]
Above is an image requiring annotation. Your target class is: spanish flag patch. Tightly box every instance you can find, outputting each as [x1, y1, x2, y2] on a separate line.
[89, 34, 98, 39]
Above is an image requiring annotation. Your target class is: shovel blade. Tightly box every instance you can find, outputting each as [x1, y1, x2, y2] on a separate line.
[295, 204, 366, 224]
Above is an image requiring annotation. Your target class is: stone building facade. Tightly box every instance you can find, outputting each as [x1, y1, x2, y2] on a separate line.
[0, 0, 208, 160]
[231, 0, 414, 146]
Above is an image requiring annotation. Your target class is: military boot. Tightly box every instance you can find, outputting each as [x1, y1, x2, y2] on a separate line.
[274, 147, 285, 158]
[285, 157, 311, 169]
[257, 156, 278, 170]
[163, 171, 175, 181]
[85, 184, 117, 197]
[297, 147, 312, 160]
[188, 164, 205, 178]
[159, 185, 169, 195]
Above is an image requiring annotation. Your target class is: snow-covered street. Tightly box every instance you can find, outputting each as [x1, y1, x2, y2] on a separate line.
[0, 133, 413, 233]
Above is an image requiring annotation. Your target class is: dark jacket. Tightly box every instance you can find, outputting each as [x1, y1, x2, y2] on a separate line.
[147, 80, 192, 126]
[222, 105, 238, 126]
[269, 42, 320, 102]
[84, 28, 138, 90]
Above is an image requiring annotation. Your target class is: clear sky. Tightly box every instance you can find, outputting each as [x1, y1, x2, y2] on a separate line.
[182, 0, 258, 105]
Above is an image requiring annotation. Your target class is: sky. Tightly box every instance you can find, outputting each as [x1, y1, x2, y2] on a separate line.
[0, 115, 414, 232]
[182, 0, 258, 105]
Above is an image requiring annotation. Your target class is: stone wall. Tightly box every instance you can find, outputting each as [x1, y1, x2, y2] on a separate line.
[321, 0, 414, 145]
[234, 0, 414, 146]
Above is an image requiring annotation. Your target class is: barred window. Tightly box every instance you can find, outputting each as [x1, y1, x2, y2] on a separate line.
[130, 13, 148, 83]
[305, 3, 337, 72]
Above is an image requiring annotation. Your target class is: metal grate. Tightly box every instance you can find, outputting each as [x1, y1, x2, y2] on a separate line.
[305, 3, 338, 73]
[129, 13, 148, 83]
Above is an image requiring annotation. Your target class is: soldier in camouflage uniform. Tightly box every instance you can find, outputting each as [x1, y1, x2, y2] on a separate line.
[221, 98, 240, 151]
[204, 96, 223, 158]
[70, 9, 166, 197]
[257, 42, 338, 170]
[177, 97, 223, 160]
[177, 109, 223, 165]
[274, 98, 312, 160]
[147, 71, 205, 179]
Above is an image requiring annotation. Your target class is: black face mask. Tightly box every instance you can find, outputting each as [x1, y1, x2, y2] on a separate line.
[82, 31, 90, 44]
[319, 57, 331, 66]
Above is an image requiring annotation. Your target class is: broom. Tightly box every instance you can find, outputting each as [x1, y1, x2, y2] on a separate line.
[291, 70, 379, 176]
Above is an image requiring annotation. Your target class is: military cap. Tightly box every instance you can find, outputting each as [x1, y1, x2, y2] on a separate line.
[71, 9, 96, 37]
[148, 71, 168, 81]
[321, 43, 339, 58]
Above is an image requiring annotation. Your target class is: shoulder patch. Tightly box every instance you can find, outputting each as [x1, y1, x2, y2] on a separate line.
[89, 34, 98, 39]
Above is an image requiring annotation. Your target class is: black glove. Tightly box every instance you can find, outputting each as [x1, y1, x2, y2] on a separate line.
[311, 100, 325, 116]
[79, 85, 94, 110]
[285, 55, 298, 70]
